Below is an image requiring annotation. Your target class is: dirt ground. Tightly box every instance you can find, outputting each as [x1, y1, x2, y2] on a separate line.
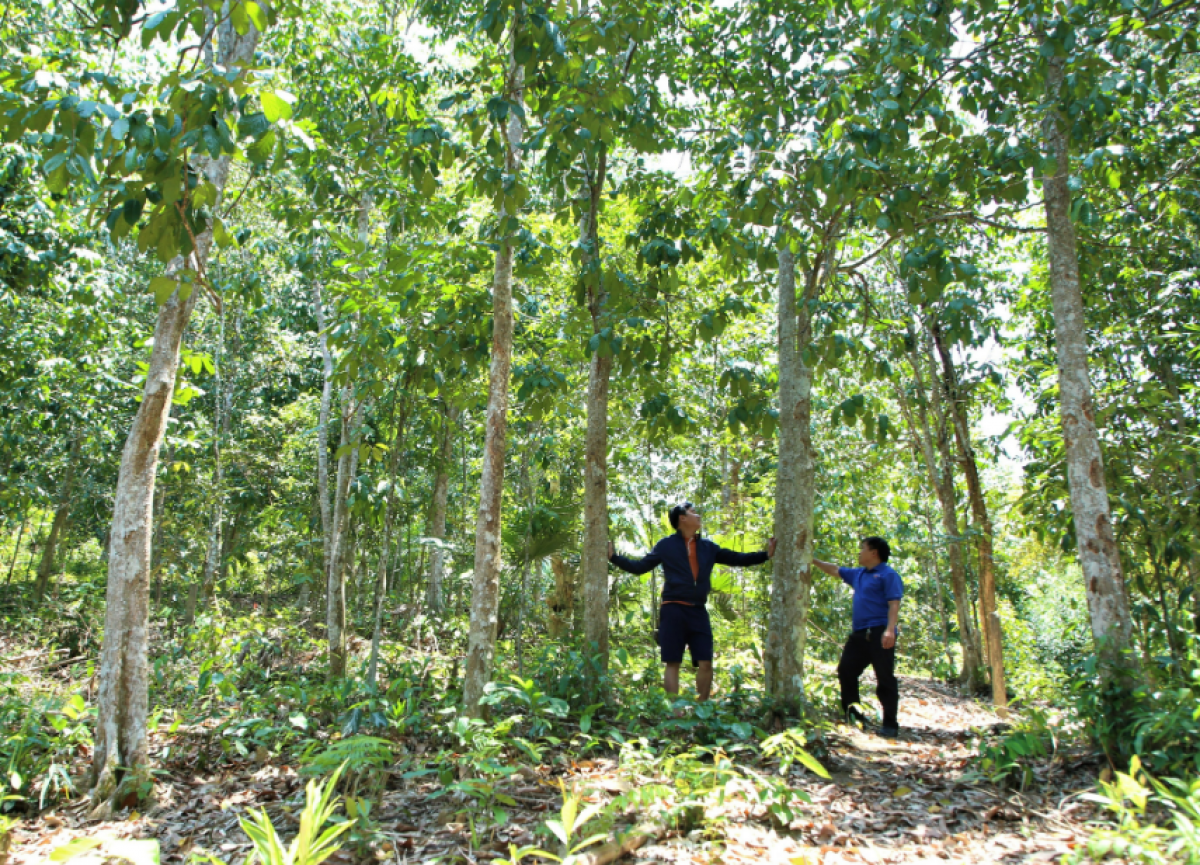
[7, 670, 1104, 865]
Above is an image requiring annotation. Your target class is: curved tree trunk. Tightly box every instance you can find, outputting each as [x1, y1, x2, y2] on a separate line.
[896, 330, 985, 691]
[34, 437, 80, 602]
[462, 6, 526, 718]
[91, 16, 261, 814]
[765, 244, 818, 712]
[1041, 55, 1135, 678]
[932, 325, 1007, 712]
[426, 402, 459, 614]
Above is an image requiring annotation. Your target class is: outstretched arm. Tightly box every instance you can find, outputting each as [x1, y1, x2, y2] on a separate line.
[714, 537, 776, 567]
[812, 558, 841, 577]
[607, 540, 661, 575]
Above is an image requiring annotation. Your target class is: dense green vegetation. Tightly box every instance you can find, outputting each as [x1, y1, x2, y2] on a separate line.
[1, 0, 1199, 861]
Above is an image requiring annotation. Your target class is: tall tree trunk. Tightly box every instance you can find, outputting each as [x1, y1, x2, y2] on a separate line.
[367, 430, 404, 688]
[581, 141, 612, 678]
[313, 281, 335, 585]
[765, 244, 818, 711]
[426, 402, 459, 614]
[327, 387, 361, 677]
[1041, 55, 1135, 678]
[34, 437, 80, 602]
[896, 330, 985, 690]
[931, 325, 1007, 711]
[462, 6, 526, 718]
[91, 16, 262, 814]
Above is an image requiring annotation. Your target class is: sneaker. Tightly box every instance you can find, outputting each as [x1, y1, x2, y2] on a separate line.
[879, 725, 899, 739]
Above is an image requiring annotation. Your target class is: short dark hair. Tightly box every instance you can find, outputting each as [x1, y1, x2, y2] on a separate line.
[669, 502, 695, 530]
[861, 536, 891, 562]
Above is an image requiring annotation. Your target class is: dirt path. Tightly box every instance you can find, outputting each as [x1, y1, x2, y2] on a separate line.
[7, 674, 1102, 864]
[631, 675, 1100, 865]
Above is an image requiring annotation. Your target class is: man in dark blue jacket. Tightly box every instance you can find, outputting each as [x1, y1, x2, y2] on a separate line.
[608, 502, 775, 701]
[814, 536, 904, 738]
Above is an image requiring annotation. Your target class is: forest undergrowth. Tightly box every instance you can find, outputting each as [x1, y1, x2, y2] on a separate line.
[5, 593, 1195, 865]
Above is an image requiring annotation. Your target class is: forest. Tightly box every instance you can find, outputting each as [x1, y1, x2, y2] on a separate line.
[1, 0, 1198, 861]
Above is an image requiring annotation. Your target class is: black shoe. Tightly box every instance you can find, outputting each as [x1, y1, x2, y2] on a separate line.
[879, 725, 899, 739]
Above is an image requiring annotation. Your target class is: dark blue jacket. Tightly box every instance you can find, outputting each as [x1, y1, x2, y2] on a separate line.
[609, 532, 769, 607]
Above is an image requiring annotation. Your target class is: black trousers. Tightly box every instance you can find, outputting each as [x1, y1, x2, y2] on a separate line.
[837, 627, 898, 728]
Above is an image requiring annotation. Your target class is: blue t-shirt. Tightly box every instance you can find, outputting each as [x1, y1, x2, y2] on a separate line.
[839, 564, 904, 631]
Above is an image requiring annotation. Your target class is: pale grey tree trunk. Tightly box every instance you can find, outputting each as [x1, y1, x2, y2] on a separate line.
[1041, 55, 1135, 677]
[327, 387, 362, 678]
[426, 402, 459, 614]
[765, 245, 818, 711]
[326, 196, 371, 678]
[581, 142, 612, 677]
[367, 433, 405, 687]
[312, 282, 334, 583]
[91, 12, 261, 815]
[932, 326, 1007, 711]
[463, 8, 526, 717]
[34, 437, 80, 602]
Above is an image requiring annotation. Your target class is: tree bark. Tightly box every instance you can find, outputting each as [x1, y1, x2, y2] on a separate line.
[327, 386, 361, 677]
[462, 6, 526, 718]
[313, 281, 335, 587]
[1041, 55, 1136, 677]
[426, 402, 459, 614]
[91, 16, 262, 815]
[368, 439, 405, 689]
[931, 325, 1007, 711]
[34, 437, 80, 602]
[896, 330, 985, 691]
[765, 244, 818, 711]
[581, 142, 612, 678]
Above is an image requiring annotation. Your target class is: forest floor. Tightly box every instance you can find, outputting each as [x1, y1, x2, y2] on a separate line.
[4, 629, 1107, 865]
[7, 683, 1104, 865]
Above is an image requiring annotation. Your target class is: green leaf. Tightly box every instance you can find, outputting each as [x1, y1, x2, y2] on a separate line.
[150, 276, 178, 305]
[244, 0, 268, 31]
[261, 91, 293, 123]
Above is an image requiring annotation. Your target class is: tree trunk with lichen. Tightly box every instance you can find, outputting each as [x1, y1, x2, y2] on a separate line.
[462, 7, 526, 718]
[765, 244, 818, 712]
[90, 15, 262, 816]
[580, 142, 612, 679]
[1041, 55, 1136, 678]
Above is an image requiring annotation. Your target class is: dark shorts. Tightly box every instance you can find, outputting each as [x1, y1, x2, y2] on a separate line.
[659, 603, 713, 667]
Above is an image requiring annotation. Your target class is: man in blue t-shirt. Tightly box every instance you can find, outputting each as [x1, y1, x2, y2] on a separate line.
[814, 536, 904, 738]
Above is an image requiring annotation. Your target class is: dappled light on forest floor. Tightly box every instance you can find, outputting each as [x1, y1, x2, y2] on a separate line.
[6, 667, 1104, 865]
